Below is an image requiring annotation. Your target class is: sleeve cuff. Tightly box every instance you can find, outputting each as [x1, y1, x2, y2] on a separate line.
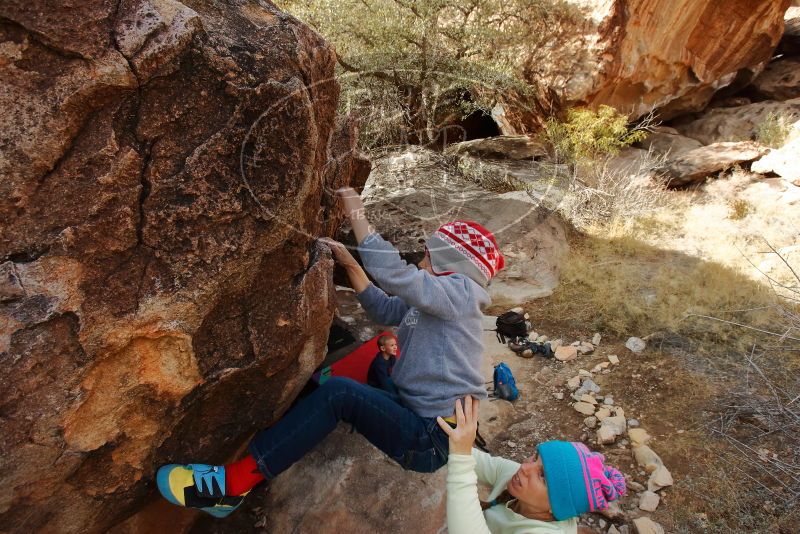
[355, 282, 381, 305]
[358, 232, 381, 247]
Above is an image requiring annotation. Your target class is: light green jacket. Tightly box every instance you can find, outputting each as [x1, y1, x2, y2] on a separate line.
[445, 449, 578, 534]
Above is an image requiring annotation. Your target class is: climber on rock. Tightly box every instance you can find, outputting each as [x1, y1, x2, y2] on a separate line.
[155, 187, 505, 517]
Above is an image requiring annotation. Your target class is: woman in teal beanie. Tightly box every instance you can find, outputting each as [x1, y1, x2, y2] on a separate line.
[437, 397, 627, 534]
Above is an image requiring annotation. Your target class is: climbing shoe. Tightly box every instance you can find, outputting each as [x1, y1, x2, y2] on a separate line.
[156, 463, 246, 518]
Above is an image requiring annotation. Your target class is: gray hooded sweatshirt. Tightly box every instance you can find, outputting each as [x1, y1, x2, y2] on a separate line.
[356, 232, 490, 418]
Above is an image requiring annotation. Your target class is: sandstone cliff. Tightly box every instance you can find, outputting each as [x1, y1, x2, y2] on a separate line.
[0, 1, 367, 532]
[560, 0, 791, 119]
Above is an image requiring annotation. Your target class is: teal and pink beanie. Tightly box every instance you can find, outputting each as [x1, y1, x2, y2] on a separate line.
[537, 441, 627, 520]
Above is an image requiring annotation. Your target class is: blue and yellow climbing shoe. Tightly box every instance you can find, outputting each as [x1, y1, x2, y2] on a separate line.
[156, 464, 246, 518]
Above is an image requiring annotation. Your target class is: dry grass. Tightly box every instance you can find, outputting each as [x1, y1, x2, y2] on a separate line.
[534, 168, 800, 533]
[555, 149, 672, 234]
[540, 233, 776, 345]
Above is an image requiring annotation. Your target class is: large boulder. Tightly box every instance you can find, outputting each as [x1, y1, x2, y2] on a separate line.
[0, 1, 368, 532]
[559, 0, 791, 119]
[444, 135, 549, 161]
[638, 126, 704, 157]
[674, 98, 800, 145]
[749, 57, 800, 101]
[187, 427, 447, 534]
[664, 142, 769, 186]
[752, 135, 800, 184]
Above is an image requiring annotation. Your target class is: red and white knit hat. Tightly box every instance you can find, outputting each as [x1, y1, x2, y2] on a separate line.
[425, 220, 505, 287]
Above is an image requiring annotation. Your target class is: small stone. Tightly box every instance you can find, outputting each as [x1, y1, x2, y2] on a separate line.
[638, 490, 660, 512]
[581, 378, 600, 392]
[536, 335, 549, 343]
[628, 428, 651, 445]
[632, 517, 664, 534]
[553, 391, 564, 400]
[648, 465, 674, 492]
[573, 401, 596, 415]
[550, 339, 563, 350]
[510, 307, 523, 314]
[597, 425, 618, 444]
[592, 333, 602, 345]
[597, 500, 624, 520]
[618, 526, 630, 534]
[625, 337, 646, 353]
[607, 526, 620, 534]
[580, 394, 598, 404]
[571, 340, 581, 346]
[579, 369, 593, 377]
[523, 312, 530, 320]
[613, 407, 625, 418]
[529, 331, 539, 340]
[608, 354, 620, 365]
[627, 419, 640, 428]
[605, 415, 627, 433]
[633, 444, 663, 472]
[595, 407, 612, 420]
[584, 416, 598, 429]
[507, 441, 517, 448]
[604, 396, 615, 405]
[578, 341, 594, 354]
[567, 376, 582, 390]
[598, 518, 607, 529]
[555, 345, 578, 362]
[627, 479, 646, 492]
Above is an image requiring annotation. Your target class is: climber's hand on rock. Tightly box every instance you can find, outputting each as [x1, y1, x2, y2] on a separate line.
[318, 238, 359, 270]
[437, 396, 480, 456]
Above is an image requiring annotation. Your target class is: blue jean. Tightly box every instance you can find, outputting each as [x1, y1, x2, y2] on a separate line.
[248, 377, 449, 478]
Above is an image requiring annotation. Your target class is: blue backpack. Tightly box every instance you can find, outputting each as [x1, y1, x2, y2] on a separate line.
[492, 363, 519, 401]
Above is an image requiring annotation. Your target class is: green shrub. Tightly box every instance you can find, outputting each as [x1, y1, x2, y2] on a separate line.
[544, 105, 647, 163]
[728, 199, 752, 220]
[756, 111, 792, 148]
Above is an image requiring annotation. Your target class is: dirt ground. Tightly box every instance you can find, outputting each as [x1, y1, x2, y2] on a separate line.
[479, 172, 800, 533]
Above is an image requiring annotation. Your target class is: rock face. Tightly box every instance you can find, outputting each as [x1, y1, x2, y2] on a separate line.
[664, 141, 770, 186]
[0, 1, 368, 532]
[638, 127, 704, 158]
[674, 98, 800, 145]
[749, 58, 800, 101]
[753, 137, 800, 183]
[561, 0, 791, 119]
[444, 135, 549, 161]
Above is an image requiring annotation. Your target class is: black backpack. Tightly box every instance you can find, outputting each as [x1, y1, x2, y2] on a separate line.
[495, 311, 528, 344]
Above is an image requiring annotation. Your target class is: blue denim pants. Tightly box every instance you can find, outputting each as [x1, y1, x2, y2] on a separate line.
[248, 377, 449, 478]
